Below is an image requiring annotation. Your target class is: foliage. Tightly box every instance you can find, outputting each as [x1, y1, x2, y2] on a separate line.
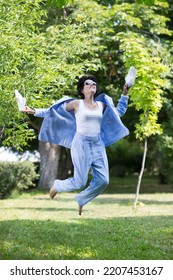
[116, 1, 171, 140]
[0, 0, 107, 149]
[107, 139, 143, 177]
[0, 0, 173, 184]
[153, 100, 173, 183]
[136, 0, 155, 4]
[47, 0, 73, 8]
[0, 161, 38, 199]
[0, 0, 47, 148]
[155, 134, 173, 183]
[1, 0, 172, 146]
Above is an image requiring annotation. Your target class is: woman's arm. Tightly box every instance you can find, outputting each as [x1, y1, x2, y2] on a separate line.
[22, 106, 35, 114]
[65, 100, 79, 112]
[21, 98, 79, 117]
[122, 84, 130, 96]
[21, 106, 49, 118]
[116, 84, 130, 116]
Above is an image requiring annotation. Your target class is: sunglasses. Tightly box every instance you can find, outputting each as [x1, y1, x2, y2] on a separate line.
[84, 80, 97, 86]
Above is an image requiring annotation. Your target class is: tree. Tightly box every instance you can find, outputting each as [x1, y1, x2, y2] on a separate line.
[118, 1, 172, 207]
[0, 0, 108, 188]
[0, 0, 172, 190]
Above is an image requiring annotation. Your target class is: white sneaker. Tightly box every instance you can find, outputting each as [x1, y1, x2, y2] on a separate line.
[14, 89, 26, 111]
[125, 66, 137, 87]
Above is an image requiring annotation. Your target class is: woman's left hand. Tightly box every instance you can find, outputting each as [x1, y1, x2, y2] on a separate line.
[123, 84, 130, 95]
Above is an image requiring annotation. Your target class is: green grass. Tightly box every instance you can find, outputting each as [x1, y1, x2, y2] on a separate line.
[0, 176, 173, 260]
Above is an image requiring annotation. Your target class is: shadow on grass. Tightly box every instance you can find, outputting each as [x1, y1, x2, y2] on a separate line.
[0, 216, 173, 260]
[0, 195, 173, 209]
[25, 192, 173, 207]
[2, 194, 173, 208]
[0, 207, 76, 212]
[94, 196, 173, 205]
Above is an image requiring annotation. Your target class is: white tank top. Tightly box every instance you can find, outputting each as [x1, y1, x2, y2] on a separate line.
[75, 100, 103, 136]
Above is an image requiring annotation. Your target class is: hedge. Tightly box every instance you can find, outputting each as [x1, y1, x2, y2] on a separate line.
[0, 161, 39, 199]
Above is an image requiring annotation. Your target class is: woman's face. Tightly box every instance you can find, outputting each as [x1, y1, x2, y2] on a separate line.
[82, 79, 97, 96]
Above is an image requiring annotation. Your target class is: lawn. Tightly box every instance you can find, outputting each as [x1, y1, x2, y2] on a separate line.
[0, 176, 173, 260]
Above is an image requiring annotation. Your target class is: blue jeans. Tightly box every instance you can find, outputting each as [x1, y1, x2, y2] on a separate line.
[53, 132, 109, 206]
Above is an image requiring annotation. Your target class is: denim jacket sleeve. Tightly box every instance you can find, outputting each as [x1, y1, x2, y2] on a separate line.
[34, 96, 73, 118]
[116, 94, 129, 117]
[34, 108, 49, 118]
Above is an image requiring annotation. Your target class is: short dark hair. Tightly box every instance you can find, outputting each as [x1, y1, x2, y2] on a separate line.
[77, 75, 98, 98]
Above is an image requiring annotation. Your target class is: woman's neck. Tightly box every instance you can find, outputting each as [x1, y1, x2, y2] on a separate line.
[83, 96, 98, 109]
[83, 95, 95, 104]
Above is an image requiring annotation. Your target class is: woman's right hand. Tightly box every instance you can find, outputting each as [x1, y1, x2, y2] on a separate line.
[21, 106, 35, 114]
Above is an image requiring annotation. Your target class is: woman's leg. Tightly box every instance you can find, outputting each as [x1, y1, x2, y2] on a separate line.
[75, 138, 109, 207]
[50, 133, 91, 195]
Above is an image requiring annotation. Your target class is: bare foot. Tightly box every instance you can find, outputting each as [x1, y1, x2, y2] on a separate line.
[78, 204, 83, 215]
[49, 187, 57, 199]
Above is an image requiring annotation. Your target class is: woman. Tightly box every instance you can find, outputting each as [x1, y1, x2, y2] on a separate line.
[23, 75, 130, 215]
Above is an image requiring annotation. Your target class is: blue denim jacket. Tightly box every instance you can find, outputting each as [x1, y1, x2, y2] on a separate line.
[35, 93, 129, 148]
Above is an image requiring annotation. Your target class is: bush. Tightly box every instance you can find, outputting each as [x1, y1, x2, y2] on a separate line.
[0, 161, 39, 199]
[155, 134, 173, 184]
[109, 164, 128, 177]
[107, 139, 143, 177]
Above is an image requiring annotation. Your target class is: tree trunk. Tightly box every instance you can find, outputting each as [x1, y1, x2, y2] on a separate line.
[134, 137, 148, 208]
[0, 126, 5, 143]
[37, 141, 61, 189]
[57, 147, 73, 179]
